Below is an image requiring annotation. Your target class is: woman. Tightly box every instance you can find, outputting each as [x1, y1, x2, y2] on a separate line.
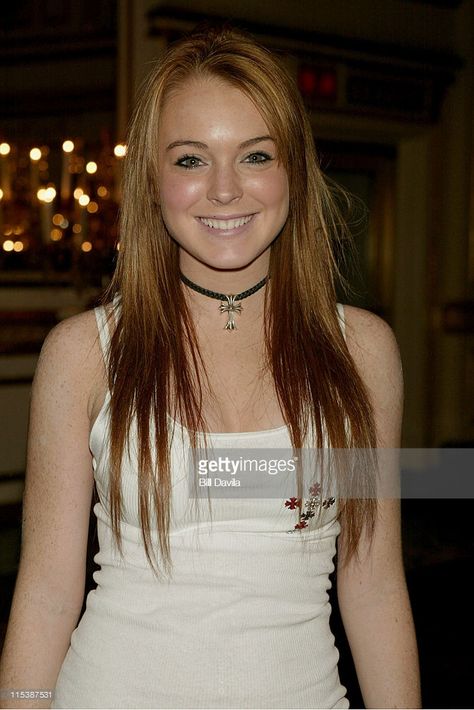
[0, 27, 421, 709]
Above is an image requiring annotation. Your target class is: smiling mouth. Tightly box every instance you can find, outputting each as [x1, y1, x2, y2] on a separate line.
[197, 215, 254, 230]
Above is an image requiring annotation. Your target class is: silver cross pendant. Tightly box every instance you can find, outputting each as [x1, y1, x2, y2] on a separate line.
[219, 295, 243, 330]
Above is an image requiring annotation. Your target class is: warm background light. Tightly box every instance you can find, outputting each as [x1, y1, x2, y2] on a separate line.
[50, 229, 63, 241]
[1, 136, 121, 284]
[29, 147, 42, 161]
[38, 186, 56, 203]
[52, 214, 69, 228]
[114, 144, 127, 158]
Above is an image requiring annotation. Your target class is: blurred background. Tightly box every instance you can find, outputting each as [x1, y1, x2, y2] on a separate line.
[0, 0, 473, 706]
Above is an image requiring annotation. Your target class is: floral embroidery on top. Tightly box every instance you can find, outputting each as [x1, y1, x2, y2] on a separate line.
[285, 482, 335, 533]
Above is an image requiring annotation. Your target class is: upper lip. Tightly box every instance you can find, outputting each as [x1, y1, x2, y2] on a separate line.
[197, 213, 256, 220]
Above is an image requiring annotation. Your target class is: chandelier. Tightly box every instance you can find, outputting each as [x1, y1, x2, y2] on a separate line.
[0, 134, 125, 289]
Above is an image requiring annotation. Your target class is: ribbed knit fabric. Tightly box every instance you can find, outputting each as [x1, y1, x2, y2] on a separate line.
[52, 302, 350, 709]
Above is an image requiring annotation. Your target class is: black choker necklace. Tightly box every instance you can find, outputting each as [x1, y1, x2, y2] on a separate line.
[179, 271, 269, 330]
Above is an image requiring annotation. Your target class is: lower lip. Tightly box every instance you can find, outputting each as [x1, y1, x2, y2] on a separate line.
[196, 214, 256, 237]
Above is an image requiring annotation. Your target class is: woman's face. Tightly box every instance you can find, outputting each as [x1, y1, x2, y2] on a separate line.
[157, 76, 289, 279]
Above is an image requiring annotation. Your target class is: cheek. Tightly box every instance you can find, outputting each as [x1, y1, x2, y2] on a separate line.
[159, 174, 203, 218]
[249, 172, 289, 213]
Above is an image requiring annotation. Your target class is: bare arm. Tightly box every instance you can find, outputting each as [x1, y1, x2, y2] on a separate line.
[0, 311, 103, 708]
[336, 307, 421, 709]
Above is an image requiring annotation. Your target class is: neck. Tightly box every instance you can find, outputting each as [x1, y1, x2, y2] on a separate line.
[179, 265, 270, 330]
[178, 253, 270, 295]
[186, 292, 267, 339]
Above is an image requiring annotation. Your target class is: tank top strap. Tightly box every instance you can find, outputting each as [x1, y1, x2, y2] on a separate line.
[93, 305, 110, 363]
[336, 302, 346, 341]
[93, 293, 121, 368]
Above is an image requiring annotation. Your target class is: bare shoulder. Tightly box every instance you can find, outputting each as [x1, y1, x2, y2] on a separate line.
[35, 308, 106, 421]
[40, 307, 97, 352]
[341, 304, 400, 361]
[38, 308, 100, 373]
[341, 304, 404, 446]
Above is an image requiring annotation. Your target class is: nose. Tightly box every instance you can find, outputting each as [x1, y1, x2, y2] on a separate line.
[207, 163, 243, 205]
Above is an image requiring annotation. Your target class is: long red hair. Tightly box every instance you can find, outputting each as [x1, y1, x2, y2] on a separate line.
[102, 26, 378, 579]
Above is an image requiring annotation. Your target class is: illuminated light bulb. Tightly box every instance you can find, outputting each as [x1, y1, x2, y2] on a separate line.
[62, 140, 74, 153]
[0, 143, 11, 156]
[86, 161, 97, 174]
[78, 194, 90, 207]
[52, 214, 69, 229]
[13, 241, 24, 252]
[50, 228, 63, 241]
[0, 188, 3, 200]
[114, 144, 127, 158]
[72, 223, 82, 234]
[81, 241, 92, 252]
[3, 240, 14, 252]
[43, 187, 56, 203]
[97, 185, 108, 197]
[87, 201, 98, 213]
[37, 188, 46, 201]
[73, 187, 83, 199]
[30, 147, 42, 161]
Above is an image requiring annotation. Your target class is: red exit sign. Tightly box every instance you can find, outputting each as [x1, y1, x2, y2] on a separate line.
[297, 65, 338, 102]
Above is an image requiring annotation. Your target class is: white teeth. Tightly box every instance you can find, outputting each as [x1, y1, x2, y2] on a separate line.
[199, 215, 253, 230]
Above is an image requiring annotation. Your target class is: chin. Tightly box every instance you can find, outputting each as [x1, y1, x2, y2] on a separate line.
[199, 257, 254, 272]
[200, 248, 266, 272]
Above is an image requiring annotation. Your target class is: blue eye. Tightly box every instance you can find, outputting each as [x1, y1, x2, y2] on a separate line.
[244, 152, 273, 164]
[175, 155, 204, 169]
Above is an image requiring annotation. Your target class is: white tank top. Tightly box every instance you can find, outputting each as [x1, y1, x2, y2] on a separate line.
[52, 302, 350, 709]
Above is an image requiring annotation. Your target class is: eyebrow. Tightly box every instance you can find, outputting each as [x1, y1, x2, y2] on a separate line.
[165, 135, 274, 151]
